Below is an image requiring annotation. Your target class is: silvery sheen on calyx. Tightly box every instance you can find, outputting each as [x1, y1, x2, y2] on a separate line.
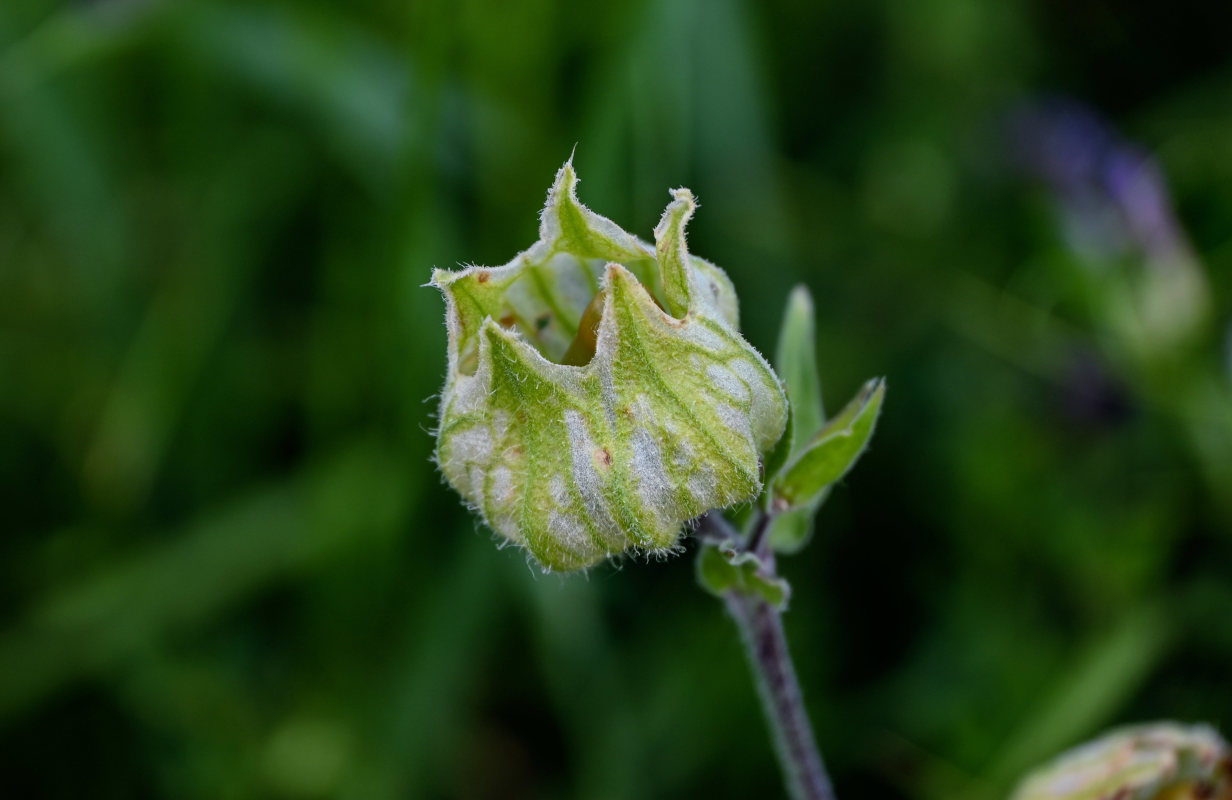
[431, 160, 787, 571]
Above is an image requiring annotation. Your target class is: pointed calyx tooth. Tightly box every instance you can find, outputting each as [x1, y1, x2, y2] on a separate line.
[541, 160, 651, 263]
[431, 159, 788, 571]
[653, 188, 697, 318]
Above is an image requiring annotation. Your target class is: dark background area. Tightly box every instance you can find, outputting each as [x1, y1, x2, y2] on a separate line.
[1, 0, 1230, 797]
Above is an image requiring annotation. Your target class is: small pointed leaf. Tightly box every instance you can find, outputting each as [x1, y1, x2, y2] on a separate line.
[774, 377, 885, 510]
[694, 542, 792, 610]
[769, 512, 814, 555]
[696, 542, 742, 596]
[743, 566, 791, 610]
[775, 285, 825, 449]
[766, 285, 826, 551]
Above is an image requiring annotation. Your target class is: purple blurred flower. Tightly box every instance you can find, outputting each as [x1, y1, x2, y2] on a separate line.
[1006, 98, 1186, 264]
[1005, 96, 1211, 356]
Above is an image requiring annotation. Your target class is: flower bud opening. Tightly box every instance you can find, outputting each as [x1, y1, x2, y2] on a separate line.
[431, 159, 787, 571]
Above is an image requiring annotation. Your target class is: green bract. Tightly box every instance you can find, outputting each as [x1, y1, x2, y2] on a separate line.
[431, 160, 788, 571]
[773, 376, 884, 511]
[1010, 722, 1231, 800]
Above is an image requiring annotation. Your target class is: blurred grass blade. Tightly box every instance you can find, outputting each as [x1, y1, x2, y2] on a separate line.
[351, 536, 501, 796]
[774, 377, 885, 510]
[520, 571, 649, 799]
[963, 600, 1174, 800]
[173, 5, 415, 187]
[0, 442, 410, 724]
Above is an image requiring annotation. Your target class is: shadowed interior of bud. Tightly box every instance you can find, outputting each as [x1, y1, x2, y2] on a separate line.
[561, 283, 676, 366]
[448, 253, 674, 374]
[504, 256, 668, 368]
[438, 160, 742, 377]
[560, 289, 607, 366]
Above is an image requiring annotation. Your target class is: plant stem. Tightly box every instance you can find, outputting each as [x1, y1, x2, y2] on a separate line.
[698, 512, 836, 800]
[725, 588, 836, 800]
[746, 507, 774, 558]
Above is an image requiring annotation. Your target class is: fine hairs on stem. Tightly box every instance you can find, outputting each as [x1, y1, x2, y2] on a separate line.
[699, 512, 836, 800]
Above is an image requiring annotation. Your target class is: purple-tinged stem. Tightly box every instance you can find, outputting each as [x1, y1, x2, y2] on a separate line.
[698, 512, 836, 800]
[725, 587, 835, 800]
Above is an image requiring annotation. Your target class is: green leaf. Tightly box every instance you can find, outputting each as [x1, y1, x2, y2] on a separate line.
[775, 285, 825, 456]
[774, 377, 885, 510]
[768, 510, 814, 554]
[766, 286, 826, 551]
[743, 567, 791, 610]
[694, 542, 792, 610]
[696, 542, 742, 595]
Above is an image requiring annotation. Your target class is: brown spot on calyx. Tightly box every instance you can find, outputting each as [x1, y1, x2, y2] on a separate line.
[596, 448, 612, 467]
[476, 270, 490, 283]
[498, 313, 517, 328]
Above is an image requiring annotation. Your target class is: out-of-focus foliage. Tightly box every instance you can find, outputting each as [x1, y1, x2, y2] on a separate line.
[0, 0, 1229, 798]
[1010, 722, 1230, 800]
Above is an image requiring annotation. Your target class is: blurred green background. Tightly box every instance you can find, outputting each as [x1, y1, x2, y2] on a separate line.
[2, 0, 1230, 797]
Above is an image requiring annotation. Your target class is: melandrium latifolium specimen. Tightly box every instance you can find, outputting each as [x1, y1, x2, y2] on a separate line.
[431, 158, 887, 800]
[431, 159, 788, 571]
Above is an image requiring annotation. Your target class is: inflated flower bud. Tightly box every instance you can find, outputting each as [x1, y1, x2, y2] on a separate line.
[431, 160, 787, 571]
[1011, 722, 1232, 800]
